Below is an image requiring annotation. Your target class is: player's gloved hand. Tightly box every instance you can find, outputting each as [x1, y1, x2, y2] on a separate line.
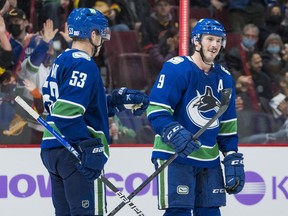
[76, 138, 106, 182]
[161, 123, 201, 158]
[110, 87, 149, 116]
[223, 152, 245, 194]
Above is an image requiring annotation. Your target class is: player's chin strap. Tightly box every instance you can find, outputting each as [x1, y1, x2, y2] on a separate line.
[195, 48, 214, 66]
[89, 38, 104, 56]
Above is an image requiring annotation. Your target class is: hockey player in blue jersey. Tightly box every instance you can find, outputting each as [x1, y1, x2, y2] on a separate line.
[40, 8, 149, 216]
[146, 18, 245, 216]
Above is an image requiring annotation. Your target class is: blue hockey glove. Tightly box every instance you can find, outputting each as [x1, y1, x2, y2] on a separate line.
[223, 152, 245, 194]
[76, 138, 106, 182]
[110, 87, 149, 116]
[161, 123, 201, 158]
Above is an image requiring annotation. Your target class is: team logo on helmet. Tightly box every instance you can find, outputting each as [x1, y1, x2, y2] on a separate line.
[186, 86, 220, 128]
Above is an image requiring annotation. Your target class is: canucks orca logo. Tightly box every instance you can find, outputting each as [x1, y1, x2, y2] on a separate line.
[186, 86, 220, 128]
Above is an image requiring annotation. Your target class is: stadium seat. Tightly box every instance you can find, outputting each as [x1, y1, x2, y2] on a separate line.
[112, 53, 150, 90]
[225, 32, 242, 51]
[104, 31, 141, 56]
[214, 9, 232, 32]
[103, 31, 150, 90]
[190, 7, 212, 20]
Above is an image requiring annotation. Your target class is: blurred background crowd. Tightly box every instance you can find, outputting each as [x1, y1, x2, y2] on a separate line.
[1, 0, 288, 145]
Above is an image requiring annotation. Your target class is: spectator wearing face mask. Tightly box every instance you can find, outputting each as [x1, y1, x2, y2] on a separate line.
[261, 33, 286, 86]
[225, 24, 263, 114]
[4, 8, 31, 72]
[225, 23, 260, 80]
[259, 4, 284, 50]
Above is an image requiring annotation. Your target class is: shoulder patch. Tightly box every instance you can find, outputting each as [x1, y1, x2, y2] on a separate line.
[220, 65, 231, 75]
[72, 52, 91, 61]
[167, 56, 184, 64]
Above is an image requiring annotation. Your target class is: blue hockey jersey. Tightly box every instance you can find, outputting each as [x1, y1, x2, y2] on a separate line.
[41, 49, 110, 157]
[147, 56, 238, 168]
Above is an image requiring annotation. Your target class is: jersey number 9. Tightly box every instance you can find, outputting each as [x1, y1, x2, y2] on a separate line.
[157, 74, 165, 88]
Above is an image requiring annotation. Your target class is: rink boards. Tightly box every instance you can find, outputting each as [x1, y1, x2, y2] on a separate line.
[0, 145, 287, 216]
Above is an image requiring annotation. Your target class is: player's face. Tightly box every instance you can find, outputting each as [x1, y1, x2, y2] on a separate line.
[92, 33, 104, 56]
[200, 34, 222, 62]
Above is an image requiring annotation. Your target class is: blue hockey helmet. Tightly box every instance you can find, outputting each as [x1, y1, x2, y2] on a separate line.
[191, 18, 226, 48]
[68, 8, 111, 41]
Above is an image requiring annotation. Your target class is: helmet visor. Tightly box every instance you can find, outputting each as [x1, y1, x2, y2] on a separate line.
[101, 27, 111, 41]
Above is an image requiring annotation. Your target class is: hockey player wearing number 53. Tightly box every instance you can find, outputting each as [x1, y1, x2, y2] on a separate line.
[147, 18, 245, 216]
[40, 8, 149, 216]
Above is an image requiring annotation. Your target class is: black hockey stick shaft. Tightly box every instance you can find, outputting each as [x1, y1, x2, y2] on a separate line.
[14, 96, 145, 216]
[108, 88, 232, 216]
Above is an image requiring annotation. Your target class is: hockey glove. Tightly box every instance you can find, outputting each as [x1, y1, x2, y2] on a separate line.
[162, 123, 201, 158]
[76, 138, 106, 182]
[110, 87, 149, 116]
[223, 152, 245, 194]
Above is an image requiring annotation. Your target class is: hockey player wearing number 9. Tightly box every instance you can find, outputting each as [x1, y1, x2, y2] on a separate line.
[40, 8, 149, 216]
[146, 18, 245, 216]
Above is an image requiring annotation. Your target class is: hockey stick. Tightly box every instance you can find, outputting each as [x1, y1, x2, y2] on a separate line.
[108, 88, 232, 216]
[14, 96, 145, 216]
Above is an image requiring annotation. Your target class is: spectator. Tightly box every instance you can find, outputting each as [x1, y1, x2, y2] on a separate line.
[140, 0, 177, 52]
[95, 0, 129, 31]
[278, 66, 288, 96]
[259, 4, 284, 49]
[4, 7, 30, 73]
[0, 70, 28, 142]
[234, 51, 273, 106]
[270, 67, 288, 116]
[0, 13, 13, 78]
[79, 0, 133, 31]
[148, 26, 178, 83]
[225, 23, 260, 79]
[246, 51, 273, 101]
[109, 114, 137, 144]
[125, 0, 151, 32]
[190, 0, 227, 9]
[190, 0, 227, 16]
[0, 12, 24, 142]
[278, 0, 288, 44]
[236, 51, 275, 139]
[109, 0, 139, 31]
[261, 33, 286, 87]
[16, 18, 58, 144]
[39, 0, 73, 32]
[38, 0, 73, 50]
[240, 97, 288, 144]
[226, 0, 274, 33]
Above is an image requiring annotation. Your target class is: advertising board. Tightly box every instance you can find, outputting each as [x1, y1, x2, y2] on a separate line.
[0, 146, 287, 216]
